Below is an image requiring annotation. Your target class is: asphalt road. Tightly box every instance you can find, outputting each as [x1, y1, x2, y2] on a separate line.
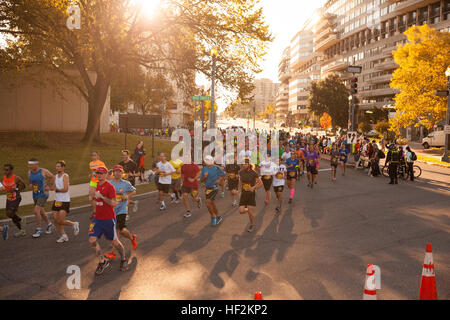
[1, 160, 449, 300]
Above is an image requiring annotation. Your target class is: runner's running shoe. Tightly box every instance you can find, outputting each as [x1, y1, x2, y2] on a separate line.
[95, 260, 110, 275]
[132, 235, 138, 250]
[104, 251, 116, 260]
[32, 229, 43, 238]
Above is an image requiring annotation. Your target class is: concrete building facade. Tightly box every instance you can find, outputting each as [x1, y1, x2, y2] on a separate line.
[252, 78, 280, 115]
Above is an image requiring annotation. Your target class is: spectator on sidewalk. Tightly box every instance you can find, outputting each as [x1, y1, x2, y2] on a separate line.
[405, 146, 416, 181]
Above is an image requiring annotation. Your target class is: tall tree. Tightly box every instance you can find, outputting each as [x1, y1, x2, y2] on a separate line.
[389, 25, 450, 133]
[0, 0, 273, 143]
[308, 74, 349, 128]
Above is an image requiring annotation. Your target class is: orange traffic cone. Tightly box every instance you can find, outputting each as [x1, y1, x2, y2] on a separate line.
[363, 264, 377, 300]
[254, 291, 263, 300]
[419, 243, 437, 300]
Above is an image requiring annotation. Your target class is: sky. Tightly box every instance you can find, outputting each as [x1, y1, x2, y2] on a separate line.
[205, 0, 327, 112]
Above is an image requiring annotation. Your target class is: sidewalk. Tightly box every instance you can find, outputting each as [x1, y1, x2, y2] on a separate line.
[409, 141, 450, 168]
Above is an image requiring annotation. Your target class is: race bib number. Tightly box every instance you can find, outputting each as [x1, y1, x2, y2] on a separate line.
[206, 189, 214, 195]
[276, 173, 283, 179]
[96, 201, 103, 206]
[332, 157, 337, 162]
[192, 189, 198, 196]
[229, 173, 236, 179]
[116, 194, 123, 202]
[55, 201, 62, 207]
[89, 223, 95, 233]
[263, 175, 271, 180]
[33, 184, 39, 193]
[6, 192, 14, 199]
[309, 159, 314, 165]
[289, 171, 296, 177]
[243, 184, 251, 191]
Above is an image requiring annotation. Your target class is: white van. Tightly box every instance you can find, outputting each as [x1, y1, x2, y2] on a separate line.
[422, 130, 445, 149]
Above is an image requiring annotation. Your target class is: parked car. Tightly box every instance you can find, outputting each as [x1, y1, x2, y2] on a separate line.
[422, 130, 445, 149]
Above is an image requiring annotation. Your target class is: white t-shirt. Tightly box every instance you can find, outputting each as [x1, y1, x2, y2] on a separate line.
[260, 160, 276, 176]
[272, 164, 287, 187]
[157, 161, 175, 185]
[54, 173, 70, 202]
[281, 151, 291, 162]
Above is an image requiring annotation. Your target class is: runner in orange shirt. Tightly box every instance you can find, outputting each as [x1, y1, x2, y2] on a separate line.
[89, 151, 106, 220]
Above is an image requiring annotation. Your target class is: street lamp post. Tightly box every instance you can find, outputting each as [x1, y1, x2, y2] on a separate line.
[442, 67, 450, 163]
[348, 95, 353, 131]
[210, 47, 218, 129]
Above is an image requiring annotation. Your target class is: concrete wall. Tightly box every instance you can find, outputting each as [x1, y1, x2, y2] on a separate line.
[0, 70, 110, 133]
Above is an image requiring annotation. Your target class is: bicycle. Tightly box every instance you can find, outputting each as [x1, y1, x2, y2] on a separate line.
[382, 162, 422, 179]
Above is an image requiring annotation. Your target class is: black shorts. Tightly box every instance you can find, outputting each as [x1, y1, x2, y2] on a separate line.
[331, 162, 338, 168]
[181, 185, 198, 195]
[52, 201, 70, 213]
[5, 198, 21, 212]
[205, 188, 218, 201]
[261, 175, 273, 191]
[286, 171, 297, 180]
[116, 214, 127, 231]
[239, 191, 256, 207]
[307, 166, 318, 174]
[158, 183, 170, 194]
[273, 185, 284, 193]
[227, 178, 239, 191]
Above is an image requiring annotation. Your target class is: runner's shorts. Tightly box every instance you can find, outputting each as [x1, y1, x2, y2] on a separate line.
[227, 177, 239, 191]
[307, 166, 318, 174]
[171, 178, 181, 191]
[52, 201, 70, 213]
[205, 188, 218, 201]
[239, 191, 256, 207]
[287, 171, 297, 180]
[273, 186, 284, 193]
[89, 218, 117, 241]
[262, 175, 273, 191]
[33, 197, 48, 207]
[116, 214, 127, 231]
[181, 185, 198, 196]
[158, 183, 170, 194]
[5, 198, 21, 212]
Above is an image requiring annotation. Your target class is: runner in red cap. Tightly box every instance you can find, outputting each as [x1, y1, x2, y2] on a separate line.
[89, 166, 129, 275]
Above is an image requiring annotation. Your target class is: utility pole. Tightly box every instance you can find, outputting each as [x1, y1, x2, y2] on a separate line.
[442, 67, 450, 162]
[210, 47, 217, 129]
[253, 101, 256, 130]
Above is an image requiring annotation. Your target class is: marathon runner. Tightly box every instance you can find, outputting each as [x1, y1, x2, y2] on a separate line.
[272, 158, 287, 213]
[330, 144, 340, 181]
[1, 164, 26, 237]
[306, 144, 319, 188]
[259, 156, 276, 205]
[225, 152, 240, 207]
[200, 155, 225, 226]
[238, 157, 262, 232]
[89, 166, 128, 275]
[169, 158, 183, 204]
[119, 150, 139, 213]
[338, 143, 350, 176]
[180, 160, 201, 218]
[295, 145, 305, 178]
[52, 161, 79, 243]
[89, 151, 106, 220]
[285, 152, 299, 203]
[155, 153, 175, 210]
[104, 165, 138, 260]
[28, 158, 55, 238]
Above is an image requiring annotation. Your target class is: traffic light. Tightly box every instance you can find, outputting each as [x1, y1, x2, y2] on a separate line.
[350, 77, 358, 94]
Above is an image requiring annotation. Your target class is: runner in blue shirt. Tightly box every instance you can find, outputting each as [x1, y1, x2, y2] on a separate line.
[339, 144, 350, 176]
[285, 153, 299, 204]
[200, 156, 226, 226]
[104, 165, 138, 261]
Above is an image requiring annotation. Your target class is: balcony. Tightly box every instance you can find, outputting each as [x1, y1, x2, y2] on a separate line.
[316, 27, 337, 43]
[360, 88, 399, 98]
[358, 100, 395, 110]
[279, 71, 291, 82]
[393, 0, 436, 14]
[321, 60, 348, 74]
[315, 13, 337, 34]
[374, 60, 399, 71]
[315, 33, 339, 52]
[366, 74, 393, 84]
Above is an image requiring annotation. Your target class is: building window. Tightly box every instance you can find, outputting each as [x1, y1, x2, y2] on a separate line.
[418, 6, 428, 25]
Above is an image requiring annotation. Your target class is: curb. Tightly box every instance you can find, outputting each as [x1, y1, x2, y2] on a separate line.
[0, 190, 158, 226]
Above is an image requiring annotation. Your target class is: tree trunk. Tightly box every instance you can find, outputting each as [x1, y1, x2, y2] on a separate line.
[82, 75, 110, 144]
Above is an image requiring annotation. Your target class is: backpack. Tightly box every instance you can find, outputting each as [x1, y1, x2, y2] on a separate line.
[378, 150, 385, 159]
[411, 151, 417, 161]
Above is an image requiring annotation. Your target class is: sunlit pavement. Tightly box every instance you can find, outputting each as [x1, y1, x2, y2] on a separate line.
[0, 159, 449, 300]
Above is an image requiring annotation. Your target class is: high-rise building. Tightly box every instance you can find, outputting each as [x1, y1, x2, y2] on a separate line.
[316, 0, 450, 133]
[277, 0, 449, 135]
[252, 78, 280, 115]
[276, 46, 291, 122]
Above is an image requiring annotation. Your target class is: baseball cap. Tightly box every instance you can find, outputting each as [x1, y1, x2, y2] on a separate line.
[113, 165, 124, 172]
[95, 166, 108, 174]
